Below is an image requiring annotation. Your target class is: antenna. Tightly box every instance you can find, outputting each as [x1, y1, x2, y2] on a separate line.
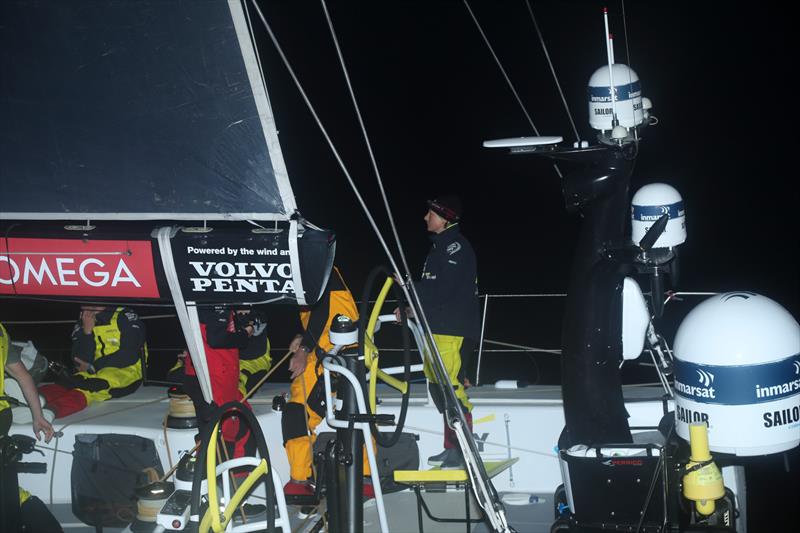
[609, 33, 615, 64]
[603, 8, 618, 128]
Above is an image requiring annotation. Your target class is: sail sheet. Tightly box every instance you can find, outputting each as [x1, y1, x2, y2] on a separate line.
[0, 0, 296, 221]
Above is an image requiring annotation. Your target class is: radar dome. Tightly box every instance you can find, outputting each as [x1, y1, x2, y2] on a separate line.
[673, 292, 800, 456]
[588, 64, 644, 131]
[631, 183, 686, 248]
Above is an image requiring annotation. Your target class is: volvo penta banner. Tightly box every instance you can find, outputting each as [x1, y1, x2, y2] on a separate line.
[169, 227, 335, 305]
[171, 230, 296, 302]
[0, 238, 159, 298]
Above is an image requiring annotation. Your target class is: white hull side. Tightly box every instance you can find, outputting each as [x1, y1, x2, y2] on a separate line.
[16, 382, 672, 506]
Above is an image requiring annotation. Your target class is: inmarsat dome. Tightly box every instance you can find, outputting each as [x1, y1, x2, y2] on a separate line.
[673, 292, 800, 456]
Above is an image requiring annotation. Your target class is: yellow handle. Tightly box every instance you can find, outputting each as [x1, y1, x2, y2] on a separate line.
[201, 419, 270, 533]
[364, 277, 410, 414]
[363, 277, 394, 370]
[204, 421, 223, 532]
[200, 460, 269, 532]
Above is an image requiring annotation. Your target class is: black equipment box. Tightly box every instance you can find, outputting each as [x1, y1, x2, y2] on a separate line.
[559, 443, 667, 532]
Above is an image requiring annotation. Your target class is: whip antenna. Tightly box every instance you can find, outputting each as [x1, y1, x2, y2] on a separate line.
[603, 7, 619, 128]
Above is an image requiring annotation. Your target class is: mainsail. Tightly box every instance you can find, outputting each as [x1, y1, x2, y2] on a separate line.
[0, 0, 334, 401]
[0, 0, 295, 221]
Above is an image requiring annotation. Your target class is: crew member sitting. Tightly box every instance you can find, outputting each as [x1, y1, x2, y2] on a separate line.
[38, 306, 147, 418]
[2, 322, 63, 533]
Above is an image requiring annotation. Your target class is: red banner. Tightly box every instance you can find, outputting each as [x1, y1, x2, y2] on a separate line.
[0, 238, 159, 298]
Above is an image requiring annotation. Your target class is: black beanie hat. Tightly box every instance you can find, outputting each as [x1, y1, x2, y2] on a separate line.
[427, 195, 462, 222]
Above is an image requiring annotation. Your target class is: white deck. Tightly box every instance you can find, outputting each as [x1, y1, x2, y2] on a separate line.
[12, 381, 672, 531]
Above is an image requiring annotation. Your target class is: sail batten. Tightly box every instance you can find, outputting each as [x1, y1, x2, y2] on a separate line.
[0, 0, 295, 221]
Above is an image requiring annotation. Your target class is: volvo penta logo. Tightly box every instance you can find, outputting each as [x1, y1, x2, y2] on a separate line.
[697, 369, 715, 387]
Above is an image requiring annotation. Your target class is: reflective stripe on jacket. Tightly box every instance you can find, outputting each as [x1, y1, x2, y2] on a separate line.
[68, 308, 147, 398]
[300, 267, 358, 354]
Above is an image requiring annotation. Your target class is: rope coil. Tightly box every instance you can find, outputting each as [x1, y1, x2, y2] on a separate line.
[168, 393, 197, 419]
[135, 468, 172, 523]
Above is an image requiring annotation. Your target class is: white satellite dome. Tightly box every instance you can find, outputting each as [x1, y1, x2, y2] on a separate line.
[673, 292, 800, 456]
[587, 63, 644, 131]
[631, 183, 686, 248]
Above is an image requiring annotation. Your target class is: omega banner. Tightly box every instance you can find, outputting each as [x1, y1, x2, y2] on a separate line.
[170, 230, 298, 303]
[0, 237, 160, 298]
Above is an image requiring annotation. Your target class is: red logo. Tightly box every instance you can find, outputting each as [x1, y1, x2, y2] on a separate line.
[0, 238, 159, 298]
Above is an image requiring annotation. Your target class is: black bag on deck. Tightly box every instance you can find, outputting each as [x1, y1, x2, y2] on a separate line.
[71, 434, 163, 527]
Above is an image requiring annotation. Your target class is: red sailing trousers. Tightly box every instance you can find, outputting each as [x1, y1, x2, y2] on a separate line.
[185, 323, 252, 461]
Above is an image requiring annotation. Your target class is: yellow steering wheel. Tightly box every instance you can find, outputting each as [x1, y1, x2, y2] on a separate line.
[359, 266, 412, 447]
[189, 402, 276, 533]
[200, 419, 268, 533]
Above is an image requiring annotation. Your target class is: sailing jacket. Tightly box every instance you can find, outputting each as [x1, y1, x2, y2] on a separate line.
[68, 307, 147, 398]
[415, 224, 480, 339]
[184, 306, 251, 378]
[300, 266, 359, 355]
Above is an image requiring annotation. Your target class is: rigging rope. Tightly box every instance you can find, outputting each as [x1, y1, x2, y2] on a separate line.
[462, 0, 561, 181]
[318, 0, 414, 283]
[462, 0, 540, 137]
[524, 1, 580, 143]
[621, 0, 632, 70]
[246, 0, 405, 287]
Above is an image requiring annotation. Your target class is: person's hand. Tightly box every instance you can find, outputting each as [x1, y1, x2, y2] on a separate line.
[288, 334, 304, 353]
[73, 357, 91, 373]
[177, 350, 188, 359]
[33, 416, 55, 444]
[288, 348, 309, 380]
[393, 306, 414, 322]
[80, 309, 98, 334]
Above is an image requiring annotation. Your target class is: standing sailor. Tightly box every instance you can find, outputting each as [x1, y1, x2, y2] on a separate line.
[400, 196, 480, 468]
[167, 308, 272, 398]
[181, 306, 261, 461]
[39, 306, 147, 418]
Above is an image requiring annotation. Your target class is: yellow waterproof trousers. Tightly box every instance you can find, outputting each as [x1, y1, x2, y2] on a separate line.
[423, 334, 472, 412]
[284, 352, 373, 481]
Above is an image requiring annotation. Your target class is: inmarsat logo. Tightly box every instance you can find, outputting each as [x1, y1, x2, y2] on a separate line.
[697, 369, 715, 387]
[674, 367, 716, 399]
[794, 361, 800, 375]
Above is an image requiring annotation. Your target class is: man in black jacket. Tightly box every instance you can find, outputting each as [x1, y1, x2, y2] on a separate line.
[401, 195, 481, 468]
[39, 306, 147, 418]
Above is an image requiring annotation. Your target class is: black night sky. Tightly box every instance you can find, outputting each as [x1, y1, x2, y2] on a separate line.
[250, 0, 799, 382]
[249, 0, 798, 329]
